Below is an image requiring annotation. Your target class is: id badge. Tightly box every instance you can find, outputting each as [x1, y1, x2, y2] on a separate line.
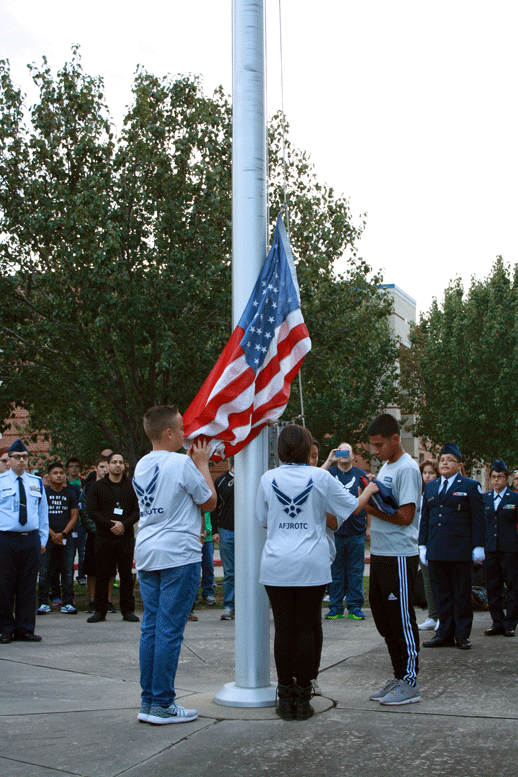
[113, 507, 123, 516]
[72, 531, 78, 538]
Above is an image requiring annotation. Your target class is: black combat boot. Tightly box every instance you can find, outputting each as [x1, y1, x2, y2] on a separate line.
[294, 684, 314, 720]
[275, 683, 296, 720]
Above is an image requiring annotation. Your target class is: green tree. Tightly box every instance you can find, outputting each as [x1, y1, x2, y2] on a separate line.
[399, 257, 518, 470]
[0, 50, 397, 466]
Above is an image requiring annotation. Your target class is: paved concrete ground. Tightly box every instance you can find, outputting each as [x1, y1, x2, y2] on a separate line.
[1, 607, 517, 777]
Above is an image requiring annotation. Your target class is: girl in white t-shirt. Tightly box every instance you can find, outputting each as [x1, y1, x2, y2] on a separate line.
[255, 424, 378, 720]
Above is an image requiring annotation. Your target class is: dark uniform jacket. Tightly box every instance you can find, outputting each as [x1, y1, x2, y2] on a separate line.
[419, 474, 485, 561]
[483, 488, 518, 553]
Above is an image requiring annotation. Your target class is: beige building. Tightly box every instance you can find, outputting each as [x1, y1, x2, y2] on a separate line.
[379, 284, 421, 462]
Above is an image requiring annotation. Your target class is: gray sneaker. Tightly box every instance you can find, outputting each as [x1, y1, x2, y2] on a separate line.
[369, 678, 398, 700]
[220, 607, 235, 620]
[204, 595, 217, 606]
[379, 679, 420, 705]
[137, 702, 151, 722]
[148, 702, 198, 724]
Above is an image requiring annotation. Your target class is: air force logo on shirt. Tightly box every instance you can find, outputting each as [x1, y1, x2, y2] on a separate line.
[133, 465, 160, 511]
[334, 474, 354, 492]
[272, 478, 313, 520]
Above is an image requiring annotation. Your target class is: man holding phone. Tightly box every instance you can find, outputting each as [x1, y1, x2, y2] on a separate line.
[321, 443, 368, 620]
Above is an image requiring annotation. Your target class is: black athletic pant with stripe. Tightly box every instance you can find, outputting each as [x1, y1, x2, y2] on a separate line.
[369, 554, 419, 686]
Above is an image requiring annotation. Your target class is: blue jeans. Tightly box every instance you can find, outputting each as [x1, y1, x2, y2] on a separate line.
[201, 540, 214, 598]
[39, 537, 75, 605]
[328, 534, 365, 614]
[219, 528, 235, 609]
[139, 562, 201, 706]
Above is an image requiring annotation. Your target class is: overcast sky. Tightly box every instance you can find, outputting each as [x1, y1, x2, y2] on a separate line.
[2, 0, 517, 316]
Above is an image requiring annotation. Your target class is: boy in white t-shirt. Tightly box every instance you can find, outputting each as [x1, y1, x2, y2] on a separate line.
[132, 406, 216, 725]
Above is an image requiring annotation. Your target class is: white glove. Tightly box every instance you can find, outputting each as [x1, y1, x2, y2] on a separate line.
[472, 546, 485, 563]
[419, 545, 428, 566]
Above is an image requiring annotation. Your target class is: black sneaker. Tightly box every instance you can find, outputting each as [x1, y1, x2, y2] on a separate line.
[107, 601, 117, 613]
[87, 612, 106, 623]
[122, 612, 139, 622]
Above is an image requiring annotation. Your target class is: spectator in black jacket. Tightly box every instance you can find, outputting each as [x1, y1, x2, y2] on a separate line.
[211, 462, 235, 621]
[86, 453, 140, 623]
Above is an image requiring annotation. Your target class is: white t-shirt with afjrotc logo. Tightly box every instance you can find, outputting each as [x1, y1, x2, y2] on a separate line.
[256, 463, 359, 587]
[133, 450, 212, 571]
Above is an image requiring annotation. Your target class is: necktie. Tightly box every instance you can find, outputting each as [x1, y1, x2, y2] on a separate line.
[440, 479, 448, 499]
[18, 477, 27, 526]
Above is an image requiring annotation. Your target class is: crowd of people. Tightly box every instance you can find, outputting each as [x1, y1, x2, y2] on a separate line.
[1, 408, 517, 724]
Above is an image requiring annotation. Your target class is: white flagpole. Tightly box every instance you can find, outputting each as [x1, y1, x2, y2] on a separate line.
[214, 0, 275, 707]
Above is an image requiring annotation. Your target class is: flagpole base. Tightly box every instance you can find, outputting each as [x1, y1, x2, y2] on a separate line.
[213, 682, 276, 708]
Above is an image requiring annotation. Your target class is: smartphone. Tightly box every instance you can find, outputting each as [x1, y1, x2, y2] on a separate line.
[335, 450, 350, 458]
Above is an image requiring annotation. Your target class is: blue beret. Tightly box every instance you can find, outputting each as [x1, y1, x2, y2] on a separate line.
[8, 439, 28, 453]
[491, 459, 507, 473]
[440, 442, 462, 460]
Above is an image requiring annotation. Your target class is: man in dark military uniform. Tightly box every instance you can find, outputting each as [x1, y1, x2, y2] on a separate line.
[419, 442, 485, 650]
[483, 459, 518, 637]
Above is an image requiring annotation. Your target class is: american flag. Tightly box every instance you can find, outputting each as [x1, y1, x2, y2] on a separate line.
[183, 216, 311, 460]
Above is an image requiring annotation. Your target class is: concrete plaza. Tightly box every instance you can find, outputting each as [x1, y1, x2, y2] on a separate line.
[1, 607, 517, 777]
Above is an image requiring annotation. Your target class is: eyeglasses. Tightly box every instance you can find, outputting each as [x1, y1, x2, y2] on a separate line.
[10, 453, 29, 461]
[439, 457, 458, 465]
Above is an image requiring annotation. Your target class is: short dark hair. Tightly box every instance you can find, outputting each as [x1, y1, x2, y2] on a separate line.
[311, 438, 320, 449]
[368, 413, 400, 438]
[277, 424, 313, 464]
[0, 446, 9, 457]
[143, 405, 180, 441]
[94, 455, 108, 466]
[107, 451, 124, 463]
[48, 461, 65, 473]
[66, 457, 80, 467]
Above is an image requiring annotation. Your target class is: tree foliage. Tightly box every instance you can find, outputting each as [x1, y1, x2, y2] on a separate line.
[0, 49, 397, 465]
[399, 257, 518, 470]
